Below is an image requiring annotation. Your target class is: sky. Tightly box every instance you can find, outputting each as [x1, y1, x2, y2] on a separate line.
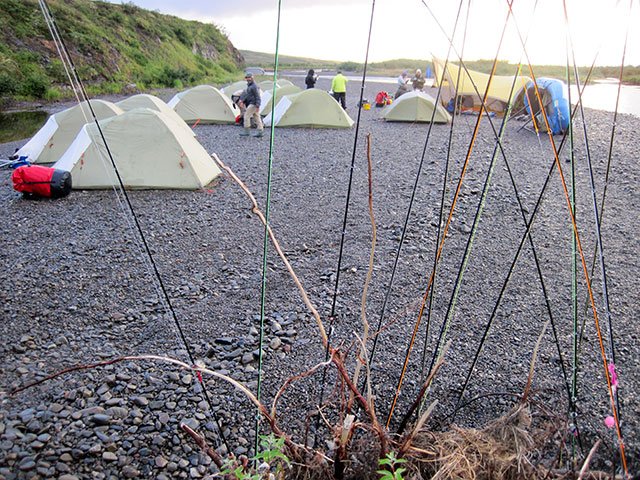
[110, 0, 639, 67]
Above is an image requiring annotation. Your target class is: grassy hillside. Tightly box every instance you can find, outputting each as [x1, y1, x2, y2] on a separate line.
[0, 0, 245, 103]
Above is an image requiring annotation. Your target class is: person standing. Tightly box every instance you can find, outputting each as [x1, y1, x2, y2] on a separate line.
[331, 70, 348, 109]
[305, 69, 318, 89]
[238, 72, 264, 137]
[412, 69, 425, 91]
[395, 71, 409, 99]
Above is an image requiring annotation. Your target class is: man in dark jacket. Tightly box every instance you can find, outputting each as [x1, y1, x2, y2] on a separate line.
[239, 72, 264, 137]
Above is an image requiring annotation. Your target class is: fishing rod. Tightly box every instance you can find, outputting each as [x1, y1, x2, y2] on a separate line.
[365, 0, 466, 390]
[313, 0, 377, 445]
[37, 0, 229, 452]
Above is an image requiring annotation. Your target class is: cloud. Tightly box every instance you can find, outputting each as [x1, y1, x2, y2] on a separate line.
[121, 0, 370, 18]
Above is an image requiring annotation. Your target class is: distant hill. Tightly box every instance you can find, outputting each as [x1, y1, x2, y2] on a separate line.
[0, 0, 245, 103]
[240, 50, 342, 70]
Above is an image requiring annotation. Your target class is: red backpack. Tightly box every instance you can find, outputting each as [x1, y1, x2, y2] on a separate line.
[375, 91, 391, 107]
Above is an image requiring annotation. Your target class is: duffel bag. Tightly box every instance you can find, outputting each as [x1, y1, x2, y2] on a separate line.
[12, 165, 72, 198]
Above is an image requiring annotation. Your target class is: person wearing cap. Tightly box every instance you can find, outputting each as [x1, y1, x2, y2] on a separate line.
[412, 69, 425, 91]
[331, 70, 348, 109]
[395, 71, 410, 99]
[238, 72, 264, 137]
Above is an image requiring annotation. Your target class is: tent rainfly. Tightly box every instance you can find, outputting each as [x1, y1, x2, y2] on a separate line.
[221, 80, 248, 97]
[432, 56, 531, 114]
[52, 108, 220, 190]
[381, 91, 451, 123]
[15, 100, 122, 164]
[263, 89, 354, 128]
[167, 85, 239, 124]
[116, 93, 194, 136]
[260, 84, 302, 115]
[258, 80, 280, 90]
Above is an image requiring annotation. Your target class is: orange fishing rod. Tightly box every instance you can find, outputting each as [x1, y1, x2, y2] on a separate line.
[510, 0, 628, 473]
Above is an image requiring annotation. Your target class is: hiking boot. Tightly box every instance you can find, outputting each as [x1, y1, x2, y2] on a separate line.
[253, 130, 264, 138]
[239, 127, 250, 137]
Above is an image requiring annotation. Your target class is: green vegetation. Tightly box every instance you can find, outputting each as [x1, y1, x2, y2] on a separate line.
[360, 58, 640, 84]
[242, 50, 640, 84]
[378, 452, 408, 480]
[0, 0, 245, 103]
[219, 434, 290, 479]
[0, 110, 48, 143]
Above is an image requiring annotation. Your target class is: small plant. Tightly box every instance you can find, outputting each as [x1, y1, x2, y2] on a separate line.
[377, 452, 407, 480]
[218, 434, 290, 479]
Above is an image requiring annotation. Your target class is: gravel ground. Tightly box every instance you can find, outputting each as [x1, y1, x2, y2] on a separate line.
[1, 74, 639, 478]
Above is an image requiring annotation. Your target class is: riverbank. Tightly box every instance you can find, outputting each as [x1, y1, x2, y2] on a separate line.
[1, 75, 639, 478]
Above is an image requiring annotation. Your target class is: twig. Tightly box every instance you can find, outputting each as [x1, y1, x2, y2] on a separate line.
[331, 349, 387, 456]
[8, 354, 301, 459]
[211, 153, 328, 348]
[350, 133, 376, 411]
[398, 400, 438, 458]
[578, 440, 601, 480]
[523, 319, 550, 402]
[397, 341, 451, 434]
[181, 422, 224, 469]
[271, 358, 332, 419]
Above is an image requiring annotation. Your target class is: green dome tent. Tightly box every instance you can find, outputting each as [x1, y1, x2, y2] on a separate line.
[168, 85, 239, 125]
[221, 80, 248, 97]
[116, 93, 194, 137]
[15, 100, 122, 164]
[52, 108, 221, 190]
[260, 84, 302, 115]
[263, 89, 354, 129]
[381, 91, 451, 123]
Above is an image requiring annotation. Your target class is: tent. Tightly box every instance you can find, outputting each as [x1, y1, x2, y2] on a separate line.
[260, 84, 302, 115]
[52, 108, 220, 190]
[432, 57, 531, 115]
[15, 100, 122, 164]
[381, 91, 451, 123]
[514, 77, 570, 135]
[221, 80, 248, 97]
[259, 80, 281, 90]
[116, 93, 194, 136]
[167, 85, 239, 124]
[263, 89, 354, 128]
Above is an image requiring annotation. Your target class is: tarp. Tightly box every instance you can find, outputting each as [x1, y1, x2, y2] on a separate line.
[432, 57, 531, 114]
[381, 91, 451, 123]
[52, 108, 220, 190]
[167, 85, 239, 124]
[263, 89, 354, 129]
[15, 100, 122, 164]
[116, 93, 194, 136]
[260, 84, 302, 115]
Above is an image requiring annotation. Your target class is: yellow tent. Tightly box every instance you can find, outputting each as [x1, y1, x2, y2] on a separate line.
[432, 57, 531, 115]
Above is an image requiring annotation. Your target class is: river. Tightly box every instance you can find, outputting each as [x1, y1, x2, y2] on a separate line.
[311, 73, 640, 117]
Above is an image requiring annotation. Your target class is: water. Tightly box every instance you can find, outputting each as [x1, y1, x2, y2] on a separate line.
[0, 110, 48, 144]
[291, 72, 640, 116]
[570, 82, 640, 117]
